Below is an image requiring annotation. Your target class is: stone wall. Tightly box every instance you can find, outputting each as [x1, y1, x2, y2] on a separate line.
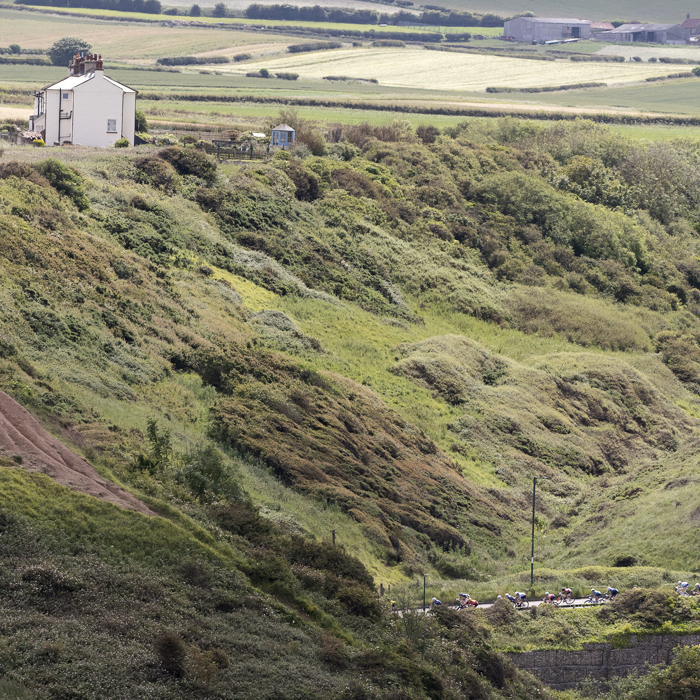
[506, 633, 700, 690]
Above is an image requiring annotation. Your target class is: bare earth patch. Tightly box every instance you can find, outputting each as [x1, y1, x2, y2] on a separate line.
[0, 391, 153, 516]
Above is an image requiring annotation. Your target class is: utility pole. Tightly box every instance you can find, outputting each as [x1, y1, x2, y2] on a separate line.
[423, 574, 428, 612]
[531, 476, 548, 588]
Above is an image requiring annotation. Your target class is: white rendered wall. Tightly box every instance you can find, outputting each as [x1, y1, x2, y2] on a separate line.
[43, 90, 61, 145]
[72, 73, 128, 147]
[121, 92, 136, 144]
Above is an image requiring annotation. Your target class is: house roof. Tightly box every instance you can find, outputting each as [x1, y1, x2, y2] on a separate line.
[42, 71, 136, 93]
[590, 21, 615, 29]
[513, 17, 590, 24]
[682, 18, 700, 28]
[272, 124, 295, 131]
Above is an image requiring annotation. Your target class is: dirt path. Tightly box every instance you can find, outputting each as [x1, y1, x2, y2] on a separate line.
[0, 391, 153, 516]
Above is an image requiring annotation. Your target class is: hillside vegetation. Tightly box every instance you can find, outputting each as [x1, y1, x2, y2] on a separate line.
[2, 116, 700, 697]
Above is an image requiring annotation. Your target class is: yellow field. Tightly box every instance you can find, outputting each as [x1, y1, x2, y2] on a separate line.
[229, 48, 678, 91]
[0, 105, 31, 120]
[0, 9, 293, 60]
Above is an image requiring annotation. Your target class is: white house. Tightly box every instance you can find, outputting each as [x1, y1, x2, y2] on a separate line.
[30, 53, 137, 147]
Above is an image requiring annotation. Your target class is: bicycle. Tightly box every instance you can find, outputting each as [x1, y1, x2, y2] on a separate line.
[513, 599, 529, 609]
[557, 594, 574, 606]
[583, 594, 605, 605]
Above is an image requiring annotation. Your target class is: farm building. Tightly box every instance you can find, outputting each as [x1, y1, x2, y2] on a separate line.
[271, 124, 295, 147]
[598, 23, 687, 44]
[681, 17, 700, 41]
[590, 21, 615, 33]
[30, 53, 136, 147]
[503, 17, 591, 42]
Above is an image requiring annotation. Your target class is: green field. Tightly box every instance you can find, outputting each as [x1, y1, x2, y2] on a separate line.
[235, 47, 677, 91]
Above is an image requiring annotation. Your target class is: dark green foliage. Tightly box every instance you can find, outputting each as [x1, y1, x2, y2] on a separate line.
[372, 40, 406, 47]
[135, 110, 148, 133]
[158, 146, 217, 183]
[189, 3, 200, 15]
[287, 162, 321, 201]
[154, 631, 187, 677]
[46, 37, 91, 67]
[175, 444, 241, 502]
[287, 42, 343, 53]
[133, 155, 182, 193]
[35, 159, 89, 210]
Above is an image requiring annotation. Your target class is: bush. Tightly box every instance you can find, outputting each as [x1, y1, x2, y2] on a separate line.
[288, 41, 342, 53]
[154, 631, 187, 677]
[175, 444, 242, 502]
[233, 53, 251, 61]
[276, 72, 299, 80]
[35, 158, 89, 210]
[114, 137, 129, 148]
[372, 40, 406, 47]
[32, 139, 45, 147]
[158, 146, 217, 182]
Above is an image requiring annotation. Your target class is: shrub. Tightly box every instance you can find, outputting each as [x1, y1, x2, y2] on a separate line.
[114, 137, 129, 148]
[154, 631, 187, 677]
[233, 53, 251, 61]
[175, 444, 242, 502]
[133, 155, 181, 193]
[189, 3, 201, 15]
[288, 41, 342, 53]
[372, 40, 406, 47]
[35, 158, 89, 210]
[9, 44, 20, 53]
[158, 146, 217, 182]
[276, 72, 299, 80]
[135, 110, 148, 133]
[32, 139, 45, 147]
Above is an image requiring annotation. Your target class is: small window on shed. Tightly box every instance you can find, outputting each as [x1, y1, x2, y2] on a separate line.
[107, 119, 117, 132]
[62, 92, 69, 100]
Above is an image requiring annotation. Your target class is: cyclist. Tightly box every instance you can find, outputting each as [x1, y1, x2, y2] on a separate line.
[466, 596, 478, 608]
[543, 591, 556, 604]
[560, 587, 573, 602]
[514, 591, 527, 606]
[678, 581, 690, 595]
[457, 593, 469, 608]
[505, 593, 516, 604]
[431, 597, 442, 607]
[694, 583, 700, 595]
[590, 588, 603, 601]
[607, 586, 619, 600]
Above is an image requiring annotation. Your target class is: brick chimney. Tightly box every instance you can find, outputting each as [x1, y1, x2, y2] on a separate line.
[68, 53, 103, 76]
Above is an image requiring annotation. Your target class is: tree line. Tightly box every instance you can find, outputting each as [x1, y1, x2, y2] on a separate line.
[243, 4, 503, 26]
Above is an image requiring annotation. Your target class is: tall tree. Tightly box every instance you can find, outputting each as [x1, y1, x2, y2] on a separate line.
[47, 37, 91, 67]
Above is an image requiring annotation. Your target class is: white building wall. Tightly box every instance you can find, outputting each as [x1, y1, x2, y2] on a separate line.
[72, 73, 128, 147]
[121, 91, 136, 143]
[43, 90, 61, 146]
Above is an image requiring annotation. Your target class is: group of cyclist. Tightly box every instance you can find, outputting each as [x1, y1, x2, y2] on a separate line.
[675, 581, 700, 596]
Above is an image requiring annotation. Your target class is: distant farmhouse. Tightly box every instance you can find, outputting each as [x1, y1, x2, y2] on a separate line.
[599, 22, 687, 44]
[30, 53, 136, 147]
[503, 17, 591, 42]
[681, 16, 700, 42]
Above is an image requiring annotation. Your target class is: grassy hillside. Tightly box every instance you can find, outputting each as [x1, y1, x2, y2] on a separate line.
[2, 114, 700, 696]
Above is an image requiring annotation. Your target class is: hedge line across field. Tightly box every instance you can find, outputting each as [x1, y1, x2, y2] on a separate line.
[156, 56, 229, 65]
[486, 82, 607, 93]
[137, 91, 700, 126]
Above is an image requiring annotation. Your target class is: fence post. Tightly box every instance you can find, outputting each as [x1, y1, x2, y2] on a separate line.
[331, 529, 336, 546]
[380, 583, 384, 596]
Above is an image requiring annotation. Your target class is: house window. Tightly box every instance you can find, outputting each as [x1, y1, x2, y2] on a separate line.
[107, 119, 117, 132]
[62, 92, 69, 100]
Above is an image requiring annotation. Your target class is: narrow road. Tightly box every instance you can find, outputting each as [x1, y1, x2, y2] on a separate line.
[393, 597, 606, 615]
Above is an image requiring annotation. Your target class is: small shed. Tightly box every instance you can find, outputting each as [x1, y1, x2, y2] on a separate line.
[503, 17, 591, 42]
[271, 124, 295, 147]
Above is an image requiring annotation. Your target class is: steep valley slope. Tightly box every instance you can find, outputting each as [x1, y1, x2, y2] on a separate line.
[1, 118, 700, 698]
